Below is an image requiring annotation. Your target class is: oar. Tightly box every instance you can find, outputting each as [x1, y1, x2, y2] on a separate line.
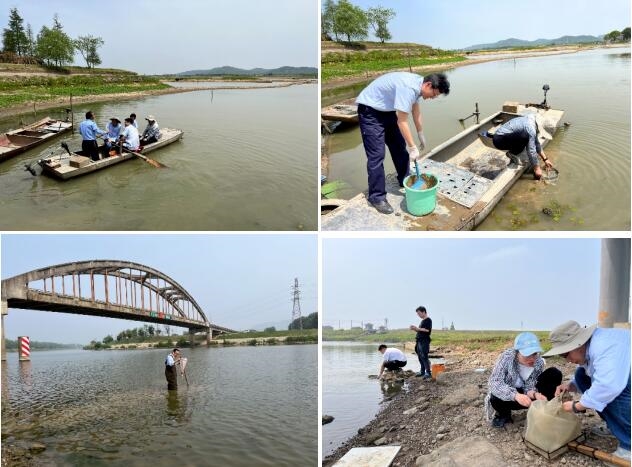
[412, 161, 426, 189]
[122, 146, 166, 168]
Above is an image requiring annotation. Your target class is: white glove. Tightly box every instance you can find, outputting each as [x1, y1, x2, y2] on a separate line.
[406, 145, 420, 162]
[417, 131, 426, 151]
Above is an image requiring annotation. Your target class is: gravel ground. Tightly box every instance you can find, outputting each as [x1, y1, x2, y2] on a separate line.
[323, 347, 620, 467]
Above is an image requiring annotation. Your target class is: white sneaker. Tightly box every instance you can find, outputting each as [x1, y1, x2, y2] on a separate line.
[613, 446, 631, 461]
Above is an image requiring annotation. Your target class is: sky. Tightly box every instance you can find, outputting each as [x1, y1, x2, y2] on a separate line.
[2, 0, 318, 74]
[1, 234, 317, 344]
[341, 0, 631, 50]
[322, 238, 627, 331]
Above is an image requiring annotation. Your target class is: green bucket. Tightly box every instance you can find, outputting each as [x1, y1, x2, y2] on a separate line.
[403, 173, 439, 216]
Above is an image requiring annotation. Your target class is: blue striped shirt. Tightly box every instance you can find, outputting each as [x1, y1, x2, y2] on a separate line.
[572, 327, 631, 411]
[495, 114, 542, 164]
[79, 119, 106, 141]
[356, 72, 424, 113]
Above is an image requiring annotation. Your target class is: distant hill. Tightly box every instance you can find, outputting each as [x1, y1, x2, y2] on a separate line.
[463, 34, 603, 51]
[177, 66, 317, 77]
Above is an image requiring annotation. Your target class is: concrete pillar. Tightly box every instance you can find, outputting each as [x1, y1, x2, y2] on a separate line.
[206, 329, 212, 345]
[598, 239, 631, 328]
[188, 329, 195, 348]
[1, 300, 7, 361]
[18, 336, 30, 361]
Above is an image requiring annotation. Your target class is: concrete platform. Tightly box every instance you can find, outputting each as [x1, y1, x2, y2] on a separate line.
[333, 446, 401, 467]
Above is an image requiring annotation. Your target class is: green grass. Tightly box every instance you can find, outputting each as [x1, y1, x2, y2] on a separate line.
[0, 74, 170, 108]
[323, 328, 551, 352]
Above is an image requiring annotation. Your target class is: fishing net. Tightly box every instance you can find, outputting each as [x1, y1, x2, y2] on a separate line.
[541, 167, 560, 185]
[524, 398, 582, 455]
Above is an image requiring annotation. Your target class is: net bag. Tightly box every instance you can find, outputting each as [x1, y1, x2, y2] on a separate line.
[524, 398, 582, 454]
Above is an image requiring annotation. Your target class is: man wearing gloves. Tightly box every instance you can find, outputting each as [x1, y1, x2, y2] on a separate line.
[544, 321, 630, 462]
[355, 72, 450, 214]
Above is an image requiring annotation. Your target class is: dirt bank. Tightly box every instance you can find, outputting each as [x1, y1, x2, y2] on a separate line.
[323, 346, 618, 467]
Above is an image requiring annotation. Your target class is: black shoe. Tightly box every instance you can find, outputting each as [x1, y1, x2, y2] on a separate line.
[492, 415, 506, 428]
[370, 200, 394, 214]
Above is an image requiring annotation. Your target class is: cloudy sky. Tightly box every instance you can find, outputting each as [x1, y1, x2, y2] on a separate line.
[2, 234, 317, 344]
[343, 0, 630, 49]
[323, 238, 618, 331]
[2, 0, 318, 74]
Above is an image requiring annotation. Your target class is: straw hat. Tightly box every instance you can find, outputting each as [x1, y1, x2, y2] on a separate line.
[534, 113, 553, 141]
[145, 115, 156, 122]
[542, 321, 597, 357]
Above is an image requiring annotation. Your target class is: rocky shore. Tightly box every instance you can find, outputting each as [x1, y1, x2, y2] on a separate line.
[323, 346, 618, 467]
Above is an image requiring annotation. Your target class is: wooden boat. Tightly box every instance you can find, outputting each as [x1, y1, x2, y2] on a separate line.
[0, 117, 73, 163]
[321, 103, 565, 231]
[39, 128, 183, 180]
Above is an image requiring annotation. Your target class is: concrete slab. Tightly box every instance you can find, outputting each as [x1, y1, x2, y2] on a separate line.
[334, 446, 401, 467]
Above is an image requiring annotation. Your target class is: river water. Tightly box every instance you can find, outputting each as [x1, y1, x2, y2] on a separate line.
[323, 47, 630, 230]
[0, 83, 317, 231]
[1, 345, 317, 466]
[322, 342, 413, 457]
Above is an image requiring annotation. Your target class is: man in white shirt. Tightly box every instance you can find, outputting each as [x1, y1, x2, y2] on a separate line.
[119, 117, 140, 152]
[378, 344, 407, 378]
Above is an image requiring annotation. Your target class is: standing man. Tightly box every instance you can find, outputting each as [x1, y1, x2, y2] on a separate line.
[409, 306, 432, 379]
[355, 72, 450, 214]
[165, 348, 181, 390]
[79, 111, 107, 162]
[543, 321, 630, 462]
[377, 344, 407, 379]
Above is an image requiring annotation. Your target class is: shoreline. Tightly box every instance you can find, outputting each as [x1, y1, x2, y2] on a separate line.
[0, 79, 316, 121]
[323, 345, 614, 466]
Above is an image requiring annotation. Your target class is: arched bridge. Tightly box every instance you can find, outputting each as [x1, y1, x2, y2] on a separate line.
[1, 260, 235, 338]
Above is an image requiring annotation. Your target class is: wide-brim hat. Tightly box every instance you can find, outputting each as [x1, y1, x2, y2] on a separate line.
[110, 117, 121, 123]
[145, 115, 156, 122]
[542, 321, 597, 357]
[534, 113, 553, 141]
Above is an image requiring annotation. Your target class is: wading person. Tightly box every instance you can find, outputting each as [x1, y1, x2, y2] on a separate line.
[485, 332, 562, 428]
[79, 111, 107, 162]
[490, 113, 554, 180]
[544, 321, 630, 461]
[409, 306, 432, 379]
[355, 72, 450, 214]
[165, 348, 181, 390]
[119, 117, 140, 152]
[377, 344, 407, 379]
[140, 115, 161, 145]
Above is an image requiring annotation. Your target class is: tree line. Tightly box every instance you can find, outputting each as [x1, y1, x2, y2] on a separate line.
[2, 7, 104, 68]
[289, 312, 318, 330]
[604, 27, 631, 43]
[322, 0, 395, 43]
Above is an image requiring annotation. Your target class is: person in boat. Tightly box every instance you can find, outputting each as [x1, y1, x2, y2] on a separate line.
[165, 348, 181, 390]
[409, 306, 432, 379]
[102, 117, 122, 155]
[119, 117, 140, 152]
[140, 115, 162, 145]
[544, 321, 630, 462]
[489, 113, 554, 180]
[129, 113, 139, 129]
[484, 332, 562, 428]
[355, 72, 450, 214]
[377, 344, 407, 379]
[79, 111, 107, 162]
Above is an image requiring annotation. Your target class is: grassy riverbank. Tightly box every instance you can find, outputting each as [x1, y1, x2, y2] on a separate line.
[323, 328, 550, 352]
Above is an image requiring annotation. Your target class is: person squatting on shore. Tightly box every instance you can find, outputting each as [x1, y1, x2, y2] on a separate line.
[377, 344, 407, 379]
[543, 320, 631, 461]
[409, 306, 432, 379]
[485, 332, 562, 428]
[355, 72, 450, 214]
[165, 348, 181, 390]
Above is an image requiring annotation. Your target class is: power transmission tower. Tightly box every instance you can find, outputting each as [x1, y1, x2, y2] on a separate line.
[291, 278, 302, 330]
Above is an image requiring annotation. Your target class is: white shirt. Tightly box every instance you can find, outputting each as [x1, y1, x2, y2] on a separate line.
[121, 125, 140, 150]
[383, 348, 407, 362]
[516, 363, 534, 388]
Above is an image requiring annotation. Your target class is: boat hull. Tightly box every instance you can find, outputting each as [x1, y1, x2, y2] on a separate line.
[0, 117, 73, 163]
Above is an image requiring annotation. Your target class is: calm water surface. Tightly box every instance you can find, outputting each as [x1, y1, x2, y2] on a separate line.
[0, 84, 317, 230]
[324, 47, 630, 230]
[322, 342, 412, 457]
[1, 345, 317, 466]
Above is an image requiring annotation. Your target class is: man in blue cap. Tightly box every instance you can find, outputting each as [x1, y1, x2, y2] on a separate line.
[485, 332, 562, 427]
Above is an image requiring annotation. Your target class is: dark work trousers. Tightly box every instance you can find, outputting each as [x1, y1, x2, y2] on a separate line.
[165, 364, 178, 390]
[358, 104, 409, 204]
[141, 136, 158, 145]
[415, 339, 431, 376]
[575, 367, 630, 450]
[384, 360, 407, 371]
[492, 132, 529, 157]
[82, 139, 100, 161]
[490, 367, 563, 419]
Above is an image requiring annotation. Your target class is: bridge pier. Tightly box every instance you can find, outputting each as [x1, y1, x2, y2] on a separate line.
[206, 330, 212, 345]
[189, 329, 195, 348]
[1, 299, 7, 361]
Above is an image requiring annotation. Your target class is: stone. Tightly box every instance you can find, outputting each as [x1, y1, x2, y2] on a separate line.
[374, 437, 388, 446]
[403, 407, 418, 416]
[322, 415, 334, 425]
[440, 384, 480, 406]
[28, 442, 46, 453]
[436, 433, 447, 440]
[415, 436, 504, 467]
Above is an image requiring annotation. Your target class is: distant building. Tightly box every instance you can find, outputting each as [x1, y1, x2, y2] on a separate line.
[323, 325, 334, 331]
[377, 325, 387, 333]
[364, 323, 376, 334]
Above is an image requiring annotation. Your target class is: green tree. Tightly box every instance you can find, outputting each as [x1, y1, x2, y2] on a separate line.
[103, 335, 114, 344]
[604, 30, 621, 42]
[147, 325, 155, 336]
[622, 27, 631, 41]
[289, 312, 318, 330]
[25, 23, 35, 56]
[74, 34, 104, 68]
[35, 14, 74, 67]
[367, 6, 395, 43]
[333, 0, 368, 42]
[2, 7, 28, 56]
[264, 326, 276, 333]
[322, 0, 338, 40]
